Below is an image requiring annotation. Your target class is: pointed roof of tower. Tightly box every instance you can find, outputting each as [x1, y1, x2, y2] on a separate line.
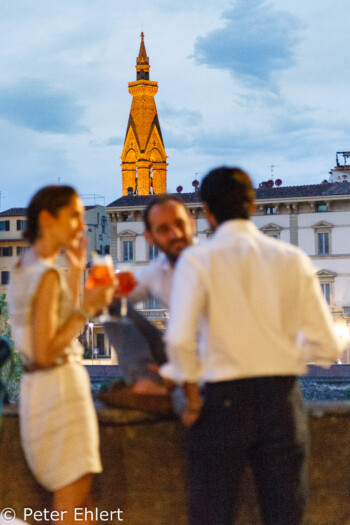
[136, 32, 150, 80]
[137, 32, 149, 65]
[121, 34, 167, 195]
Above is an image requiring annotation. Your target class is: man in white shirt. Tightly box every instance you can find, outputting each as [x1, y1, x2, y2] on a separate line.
[103, 194, 196, 402]
[128, 193, 196, 307]
[165, 167, 341, 525]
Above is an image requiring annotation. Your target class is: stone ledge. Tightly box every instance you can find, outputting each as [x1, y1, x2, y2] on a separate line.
[1, 406, 349, 524]
[306, 400, 350, 416]
[4, 400, 350, 422]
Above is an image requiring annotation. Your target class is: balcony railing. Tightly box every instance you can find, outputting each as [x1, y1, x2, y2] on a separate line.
[136, 308, 169, 320]
[342, 306, 350, 315]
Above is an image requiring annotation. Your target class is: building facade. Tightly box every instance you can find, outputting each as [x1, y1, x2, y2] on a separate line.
[107, 179, 350, 364]
[0, 205, 115, 361]
[0, 208, 28, 296]
[85, 205, 110, 258]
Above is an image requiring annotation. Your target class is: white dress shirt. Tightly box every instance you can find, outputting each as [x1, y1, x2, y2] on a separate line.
[128, 253, 173, 307]
[127, 253, 181, 380]
[165, 220, 341, 384]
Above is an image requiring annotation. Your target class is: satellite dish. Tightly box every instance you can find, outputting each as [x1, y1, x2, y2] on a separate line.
[266, 180, 274, 188]
[275, 179, 282, 187]
[192, 180, 199, 188]
[176, 185, 183, 193]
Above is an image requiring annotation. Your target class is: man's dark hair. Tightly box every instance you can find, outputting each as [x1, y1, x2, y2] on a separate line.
[200, 167, 255, 223]
[144, 194, 187, 231]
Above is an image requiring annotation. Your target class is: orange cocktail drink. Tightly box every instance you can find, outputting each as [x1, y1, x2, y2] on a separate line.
[116, 263, 136, 317]
[86, 254, 114, 290]
[118, 271, 137, 296]
[86, 265, 114, 289]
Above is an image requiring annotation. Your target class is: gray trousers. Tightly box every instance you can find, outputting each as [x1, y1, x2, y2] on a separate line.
[103, 303, 187, 413]
[104, 303, 167, 384]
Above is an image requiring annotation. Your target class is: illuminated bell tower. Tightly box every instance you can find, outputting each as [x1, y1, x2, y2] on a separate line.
[121, 33, 168, 196]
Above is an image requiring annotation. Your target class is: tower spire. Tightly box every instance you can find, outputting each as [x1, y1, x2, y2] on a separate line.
[121, 34, 167, 196]
[136, 32, 150, 80]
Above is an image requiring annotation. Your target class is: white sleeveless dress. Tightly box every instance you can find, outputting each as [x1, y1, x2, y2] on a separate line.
[8, 258, 102, 491]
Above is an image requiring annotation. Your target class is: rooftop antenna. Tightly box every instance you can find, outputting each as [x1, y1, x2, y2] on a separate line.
[343, 152, 350, 165]
[81, 194, 105, 206]
[270, 165, 275, 179]
[336, 151, 350, 166]
[0, 191, 5, 211]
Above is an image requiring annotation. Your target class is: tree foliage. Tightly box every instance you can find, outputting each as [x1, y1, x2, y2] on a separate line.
[0, 293, 12, 339]
[0, 293, 22, 389]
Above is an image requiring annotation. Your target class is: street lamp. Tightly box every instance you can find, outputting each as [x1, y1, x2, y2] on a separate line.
[88, 322, 94, 361]
[334, 321, 350, 363]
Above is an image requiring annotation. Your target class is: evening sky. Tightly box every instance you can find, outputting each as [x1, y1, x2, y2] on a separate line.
[0, 0, 349, 209]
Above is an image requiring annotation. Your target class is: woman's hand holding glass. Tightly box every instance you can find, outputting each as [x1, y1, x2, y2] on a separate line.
[82, 283, 116, 318]
[85, 255, 117, 320]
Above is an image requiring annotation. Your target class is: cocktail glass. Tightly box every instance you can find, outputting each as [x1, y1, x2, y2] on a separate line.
[86, 254, 114, 322]
[116, 263, 137, 317]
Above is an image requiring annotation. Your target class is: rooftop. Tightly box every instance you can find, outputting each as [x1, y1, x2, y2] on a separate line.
[256, 181, 350, 199]
[107, 181, 350, 208]
[0, 207, 27, 217]
[107, 192, 201, 208]
[0, 205, 104, 216]
[3, 182, 350, 216]
[0, 238, 25, 243]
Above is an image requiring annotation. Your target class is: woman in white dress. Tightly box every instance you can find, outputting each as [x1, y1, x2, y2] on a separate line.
[8, 185, 115, 524]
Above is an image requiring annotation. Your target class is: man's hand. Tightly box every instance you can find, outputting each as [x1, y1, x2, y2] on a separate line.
[181, 407, 201, 427]
[148, 363, 177, 391]
[181, 382, 203, 427]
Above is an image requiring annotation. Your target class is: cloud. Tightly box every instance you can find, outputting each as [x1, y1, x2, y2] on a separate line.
[105, 136, 124, 146]
[164, 109, 345, 171]
[0, 79, 88, 134]
[0, 121, 77, 208]
[162, 129, 195, 150]
[159, 104, 202, 149]
[159, 103, 202, 127]
[192, 0, 302, 86]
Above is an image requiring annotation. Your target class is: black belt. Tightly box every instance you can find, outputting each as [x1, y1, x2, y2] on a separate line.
[23, 357, 71, 374]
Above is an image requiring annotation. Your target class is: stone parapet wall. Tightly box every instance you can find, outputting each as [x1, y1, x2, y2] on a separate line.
[1, 406, 349, 524]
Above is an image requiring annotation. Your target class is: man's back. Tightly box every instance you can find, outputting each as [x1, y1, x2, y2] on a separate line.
[167, 219, 340, 383]
[167, 166, 341, 525]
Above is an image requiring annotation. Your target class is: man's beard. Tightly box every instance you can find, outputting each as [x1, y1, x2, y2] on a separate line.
[165, 251, 179, 264]
[159, 238, 189, 264]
